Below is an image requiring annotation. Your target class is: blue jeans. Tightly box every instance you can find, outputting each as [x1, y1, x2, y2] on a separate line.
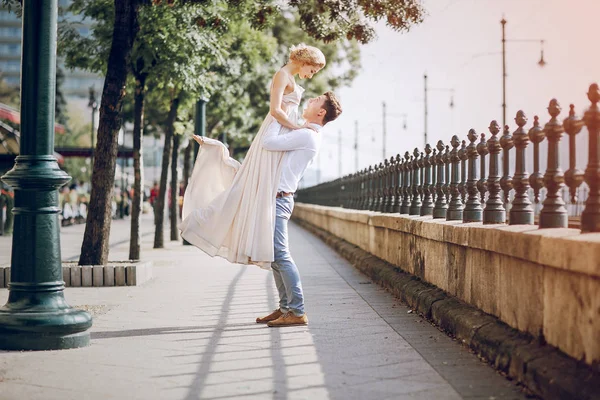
[272, 196, 304, 316]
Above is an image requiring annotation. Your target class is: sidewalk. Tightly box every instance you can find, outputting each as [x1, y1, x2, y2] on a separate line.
[0, 216, 529, 399]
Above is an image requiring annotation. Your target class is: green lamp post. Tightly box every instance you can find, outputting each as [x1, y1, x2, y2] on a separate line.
[0, 0, 92, 350]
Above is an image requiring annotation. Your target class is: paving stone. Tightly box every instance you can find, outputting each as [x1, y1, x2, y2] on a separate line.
[103, 265, 115, 286]
[69, 266, 81, 287]
[126, 265, 136, 286]
[81, 266, 92, 287]
[114, 265, 126, 286]
[62, 266, 70, 286]
[92, 266, 104, 287]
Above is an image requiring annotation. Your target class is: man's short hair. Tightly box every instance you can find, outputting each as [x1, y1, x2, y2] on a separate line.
[322, 91, 342, 125]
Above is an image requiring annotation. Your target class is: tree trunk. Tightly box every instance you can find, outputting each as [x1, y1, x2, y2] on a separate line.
[170, 133, 180, 241]
[183, 140, 192, 190]
[79, 0, 136, 266]
[128, 73, 146, 260]
[153, 95, 179, 248]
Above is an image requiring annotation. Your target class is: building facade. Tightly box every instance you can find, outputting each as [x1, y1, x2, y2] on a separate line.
[0, 2, 104, 99]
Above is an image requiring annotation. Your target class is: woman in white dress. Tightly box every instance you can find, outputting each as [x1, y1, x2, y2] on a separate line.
[180, 44, 326, 269]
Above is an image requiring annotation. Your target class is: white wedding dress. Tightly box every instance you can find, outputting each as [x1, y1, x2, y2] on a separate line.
[180, 84, 304, 269]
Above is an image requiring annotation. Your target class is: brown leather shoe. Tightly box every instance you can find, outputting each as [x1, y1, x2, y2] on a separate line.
[256, 309, 283, 324]
[267, 312, 308, 327]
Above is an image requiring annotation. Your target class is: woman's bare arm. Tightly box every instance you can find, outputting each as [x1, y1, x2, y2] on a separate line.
[269, 70, 303, 130]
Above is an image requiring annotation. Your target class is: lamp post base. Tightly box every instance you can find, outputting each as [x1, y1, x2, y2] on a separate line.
[0, 308, 91, 350]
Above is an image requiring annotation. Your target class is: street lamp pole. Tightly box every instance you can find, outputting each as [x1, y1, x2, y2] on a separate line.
[382, 101, 387, 160]
[338, 129, 342, 177]
[0, 0, 92, 350]
[355, 120, 359, 172]
[501, 17, 547, 128]
[502, 18, 507, 129]
[424, 74, 428, 148]
[424, 74, 454, 147]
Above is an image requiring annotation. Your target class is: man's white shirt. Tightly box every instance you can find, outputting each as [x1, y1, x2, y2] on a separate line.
[262, 121, 322, 193]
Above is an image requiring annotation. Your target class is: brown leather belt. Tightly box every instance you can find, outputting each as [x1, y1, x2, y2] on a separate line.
[276, 191, 294, 198]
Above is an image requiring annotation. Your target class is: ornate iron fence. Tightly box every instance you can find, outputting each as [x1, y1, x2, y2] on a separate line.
[297, 84, 600, 233]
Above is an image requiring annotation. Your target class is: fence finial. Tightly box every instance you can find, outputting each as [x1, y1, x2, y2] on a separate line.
[409, 148, 422, 215]
[510, 110, 534, 224]
[564, 104, 584, 204]
[421, 144, 434, 215]
[581, 83, 600, 232]
[433, 141, 447, 218]
[539, 99, 567, 228]
[447, 135, 464, 220]
[484, 120, 505, 224]
[464, 129, 483, 222]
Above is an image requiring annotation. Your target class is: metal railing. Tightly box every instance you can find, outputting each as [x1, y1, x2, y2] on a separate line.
[297, 84, 600, 233]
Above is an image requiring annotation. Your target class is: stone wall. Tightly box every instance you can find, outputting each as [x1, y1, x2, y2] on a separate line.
[293, 203, 600, 366]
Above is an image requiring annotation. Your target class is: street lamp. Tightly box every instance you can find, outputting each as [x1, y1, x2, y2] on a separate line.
[501, 17, 546, 128]
[87, 86, 98, 168]
[424, 73, 455, 147]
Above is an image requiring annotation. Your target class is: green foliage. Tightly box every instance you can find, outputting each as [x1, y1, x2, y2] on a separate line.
[0, 77, 19, 109]
[135, 2, 227, 97]
[1, 0, 20, 15]
[55, 66, 69, 126]
[54, 112, 93, 184]
[58, 0, 114, 74]
[290, 0, 425, 43]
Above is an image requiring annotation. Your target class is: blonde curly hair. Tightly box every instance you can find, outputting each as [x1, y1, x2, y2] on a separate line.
[289, 43, 326, 68]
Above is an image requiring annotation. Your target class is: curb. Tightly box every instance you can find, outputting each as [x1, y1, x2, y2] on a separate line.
[294, 217, 600, 400]
[0, 261, 153, 288]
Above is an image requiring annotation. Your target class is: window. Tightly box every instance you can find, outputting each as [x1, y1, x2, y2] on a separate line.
[0, 60, 20, 72]
[0, 11, 19, 21]
[0, 27, 21, 38]
[0, 43, 20, 56]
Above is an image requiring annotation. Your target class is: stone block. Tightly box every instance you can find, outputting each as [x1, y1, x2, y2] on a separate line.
[103, 265, 115, 287]
[444, 243, 467, 298]
[62, 266, 70, 287]
[532, 228, 580, 270]
[70, 266, 81, 287]
[562, 232, 600, 278]
[81, 266, 92, 287]
[421, 239, 450, 291]
[126, 265, 137, 286]
[465, 249, 500, 318]
[543, 267, 600, 364]
[92, 266, 104, 287]
[497, 256, 543, 336]
[418, 218, 445, 242]
[115, 266, 126, 286]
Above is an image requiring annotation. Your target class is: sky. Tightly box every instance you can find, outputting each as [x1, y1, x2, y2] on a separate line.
[305, 0, 599, 185]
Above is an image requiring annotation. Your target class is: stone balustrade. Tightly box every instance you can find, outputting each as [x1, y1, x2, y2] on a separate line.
[296, 83, 600, 367]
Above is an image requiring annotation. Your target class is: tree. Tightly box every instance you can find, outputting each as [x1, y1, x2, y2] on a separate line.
[58, 0, 425, 266]
[62, 0, 142, 266]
